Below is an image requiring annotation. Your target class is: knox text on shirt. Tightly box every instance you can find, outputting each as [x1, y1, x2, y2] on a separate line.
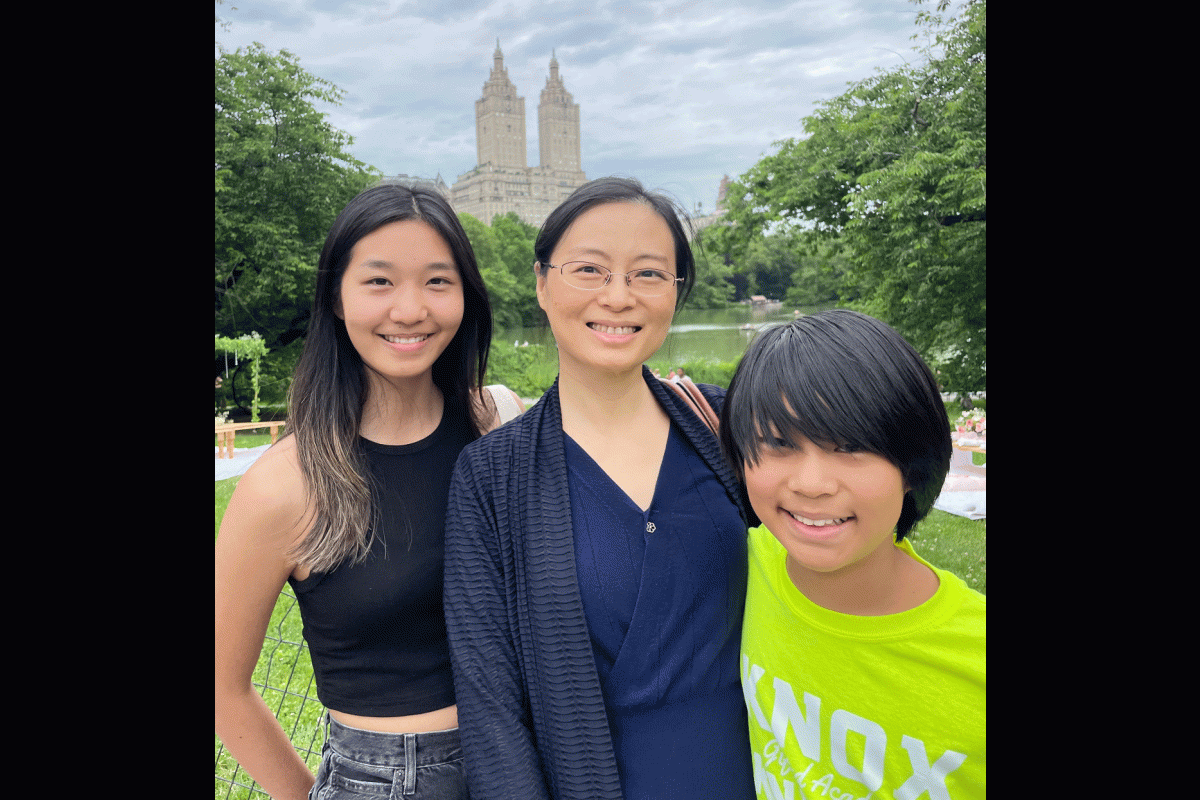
[742, 656, 969, 800]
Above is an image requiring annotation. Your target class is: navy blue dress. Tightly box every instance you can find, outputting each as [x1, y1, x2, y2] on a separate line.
[565, 423, 754, 799]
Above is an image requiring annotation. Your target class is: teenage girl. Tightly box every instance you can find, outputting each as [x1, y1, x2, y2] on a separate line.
[216, 183, 522, 800]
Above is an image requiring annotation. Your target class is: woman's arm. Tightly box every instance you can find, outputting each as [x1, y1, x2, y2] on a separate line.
[215, 442, 317, 800]
[444, 449, 550, 800]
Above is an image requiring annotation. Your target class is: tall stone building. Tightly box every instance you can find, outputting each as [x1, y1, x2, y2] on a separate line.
[475, 44, 525, 171]
[452, 44, 588, 227]
[538, 54, 582, 174]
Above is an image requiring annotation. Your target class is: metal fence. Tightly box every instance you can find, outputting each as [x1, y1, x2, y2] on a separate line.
[215, 589, 325, 799]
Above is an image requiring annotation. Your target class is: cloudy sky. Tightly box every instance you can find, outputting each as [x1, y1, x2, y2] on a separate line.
[215, 0, 932, 215]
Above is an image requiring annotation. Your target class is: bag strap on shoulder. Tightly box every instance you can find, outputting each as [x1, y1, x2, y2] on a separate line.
[660, 376, 719, 437]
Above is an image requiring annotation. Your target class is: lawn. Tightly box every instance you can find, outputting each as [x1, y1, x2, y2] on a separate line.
[907, 507, 986, 595]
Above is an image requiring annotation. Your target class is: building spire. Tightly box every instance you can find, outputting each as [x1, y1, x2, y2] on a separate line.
[492, 39, 505, 77]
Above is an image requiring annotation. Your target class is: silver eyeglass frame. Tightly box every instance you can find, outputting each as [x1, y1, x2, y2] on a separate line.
[539, 261, 683, 295]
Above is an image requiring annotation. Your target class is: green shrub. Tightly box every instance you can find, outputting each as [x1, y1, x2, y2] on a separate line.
[645, 358, 738, 388]
[681, 359, 738, 388]
[486, 342, 557, 398]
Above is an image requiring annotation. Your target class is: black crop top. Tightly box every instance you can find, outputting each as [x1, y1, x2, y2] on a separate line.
[288, 397, 475, 716]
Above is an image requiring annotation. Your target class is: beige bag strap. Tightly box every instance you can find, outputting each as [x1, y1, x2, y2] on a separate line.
[484, 384, 523, 426]
[660, 376, 719, 437]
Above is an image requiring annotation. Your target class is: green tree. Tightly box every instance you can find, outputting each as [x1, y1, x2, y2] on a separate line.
[718, 0, 985, 399]
[740, 233, 800, 300]
[459, 213, 525, 331]
[686, 229, 737, 308]
[784, 232, 851, 308]
[490, 212, 543, 326]
[215, 42, 379, 414]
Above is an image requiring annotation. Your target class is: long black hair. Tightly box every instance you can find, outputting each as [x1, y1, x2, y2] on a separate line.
[286, 182, 494, 571]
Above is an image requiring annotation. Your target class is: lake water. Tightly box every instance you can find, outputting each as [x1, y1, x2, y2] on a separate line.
[499, 301, 837, 366]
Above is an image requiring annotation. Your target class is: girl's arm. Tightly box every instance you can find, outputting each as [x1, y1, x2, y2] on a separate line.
[215, 442, 317, 800]
[444, 452, 550, 800]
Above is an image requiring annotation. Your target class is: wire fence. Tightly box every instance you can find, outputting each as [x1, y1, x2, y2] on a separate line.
[215, 588, 326, 799]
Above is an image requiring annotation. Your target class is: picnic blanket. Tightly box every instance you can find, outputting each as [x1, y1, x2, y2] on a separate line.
[933, 461, 986, 519]
[215, 443, 273, 482]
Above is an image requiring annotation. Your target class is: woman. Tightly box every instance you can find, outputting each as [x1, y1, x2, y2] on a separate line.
[215, 183, 522, 800]
[444, 177, 757, 799]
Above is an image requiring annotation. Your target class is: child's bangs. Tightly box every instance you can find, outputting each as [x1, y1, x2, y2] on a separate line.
[736, 351, 889, 464]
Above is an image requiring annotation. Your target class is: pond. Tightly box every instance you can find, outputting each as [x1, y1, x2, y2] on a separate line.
[498, 301, 838, 366]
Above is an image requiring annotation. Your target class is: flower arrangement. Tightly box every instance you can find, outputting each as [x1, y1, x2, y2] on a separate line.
[953, 409, 986, 446]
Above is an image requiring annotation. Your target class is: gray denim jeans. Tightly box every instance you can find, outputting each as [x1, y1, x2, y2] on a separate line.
[309, 713, 467, 799]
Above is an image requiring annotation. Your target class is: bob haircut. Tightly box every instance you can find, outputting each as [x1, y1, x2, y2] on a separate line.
[719, 309, 951, 542]
[286, 181, 494, 572]
[533, 176, 696, 309]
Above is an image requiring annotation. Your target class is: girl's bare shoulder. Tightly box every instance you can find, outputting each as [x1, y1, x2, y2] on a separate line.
[227, 434, 311, 541]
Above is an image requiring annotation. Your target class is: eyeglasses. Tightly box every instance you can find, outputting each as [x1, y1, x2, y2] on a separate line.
[541, 261, 682, 296]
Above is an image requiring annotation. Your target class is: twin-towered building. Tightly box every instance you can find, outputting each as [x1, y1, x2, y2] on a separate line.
[450, 43, 589, 227]
[388, 44, 726, 236]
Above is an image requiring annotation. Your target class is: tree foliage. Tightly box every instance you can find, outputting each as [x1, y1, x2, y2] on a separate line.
[695, 223, 849, 308]
[714, 0, 985, 395]
[458, 213, 519, 331]
[490, 212, 542, 326]
[215, 332, 268, 420]
[783, 234, 852, 308]
[459, 211, 546, 329]
[688, 232, 738, 308]
[215, 42, 379, 413]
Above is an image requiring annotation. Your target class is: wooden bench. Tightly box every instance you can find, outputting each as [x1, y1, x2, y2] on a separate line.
[215, 421, 287, 458]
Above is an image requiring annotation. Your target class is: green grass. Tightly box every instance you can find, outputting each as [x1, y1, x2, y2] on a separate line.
[909, 509, 986, 595]
[215, 476, 239, 536]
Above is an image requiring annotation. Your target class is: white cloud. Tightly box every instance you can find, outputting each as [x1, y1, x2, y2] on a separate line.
[216, 0, 927, 210]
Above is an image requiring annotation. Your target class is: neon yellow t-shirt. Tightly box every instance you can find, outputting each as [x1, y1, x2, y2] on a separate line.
[741, 524, 985, 799]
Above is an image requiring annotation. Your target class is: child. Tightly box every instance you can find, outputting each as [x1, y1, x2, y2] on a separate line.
[719, 310, 985, 799]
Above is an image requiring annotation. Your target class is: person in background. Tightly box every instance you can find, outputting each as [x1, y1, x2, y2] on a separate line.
[719, 310, 985, 799]
[215, 183, 521, 800]
[444, 177, 757, 799]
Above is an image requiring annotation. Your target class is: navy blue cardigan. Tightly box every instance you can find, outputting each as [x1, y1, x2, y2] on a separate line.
[444, 367, 753, 800]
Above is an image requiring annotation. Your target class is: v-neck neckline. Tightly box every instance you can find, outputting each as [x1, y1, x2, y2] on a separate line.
[564, 425, 675, 514]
